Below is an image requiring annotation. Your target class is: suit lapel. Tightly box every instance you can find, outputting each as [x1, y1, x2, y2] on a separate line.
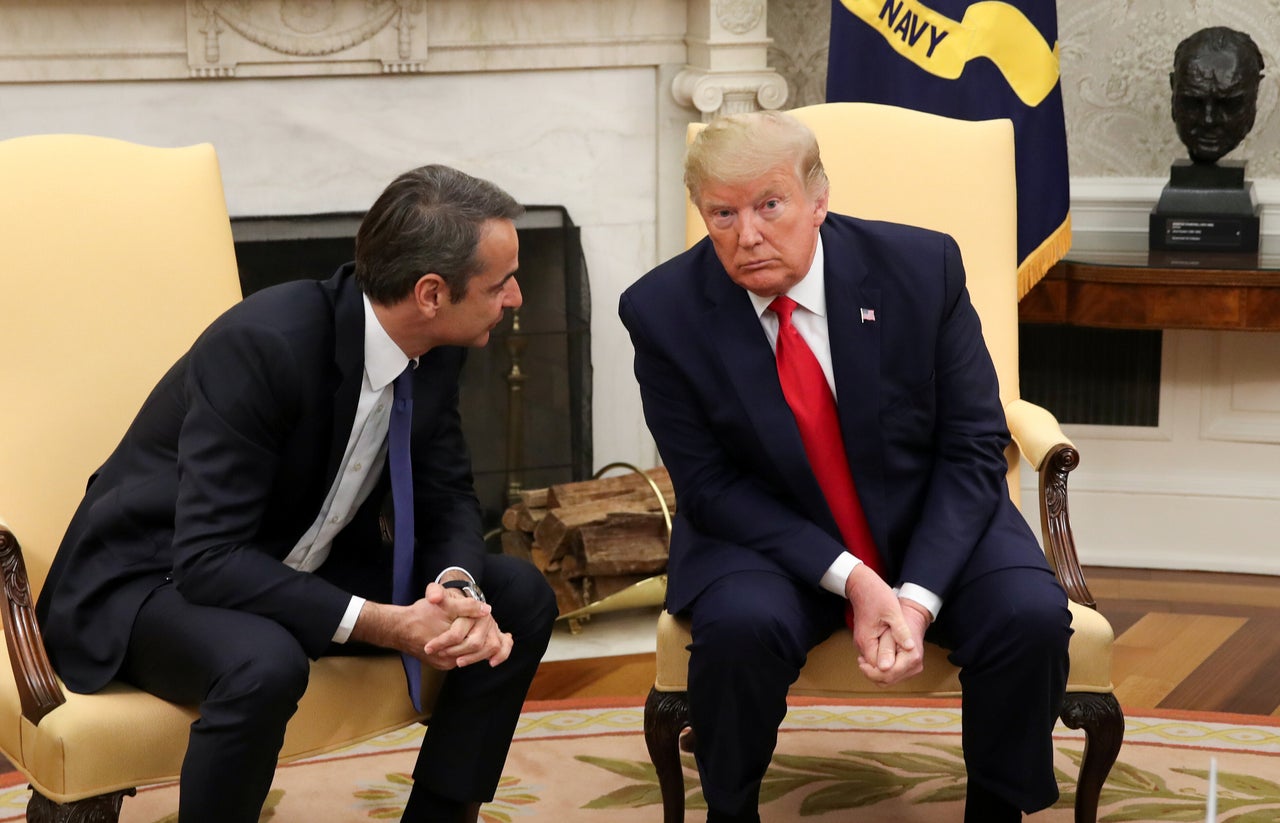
[323, 265, 366, 487]
[700, 244, 835, 531]
[822, 221, 888, 552]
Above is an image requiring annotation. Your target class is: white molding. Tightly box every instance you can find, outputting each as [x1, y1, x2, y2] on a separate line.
[1070, 176, 1280, 239]
[1199, 333, 1280, 444]
[1080, 549, 1280, 576]
[1021, 468, 1280, 502]
[1061, 422, 1172, 442]
[672, 0, 785, 120]
[1020, 487, 1280, 576]
[0, 0, 691, 83]
[1200, 410, 1280, 444]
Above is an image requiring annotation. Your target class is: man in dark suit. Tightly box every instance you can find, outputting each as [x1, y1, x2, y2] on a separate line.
[36, 164, 557, 823]
[618, 111, 1071, 822]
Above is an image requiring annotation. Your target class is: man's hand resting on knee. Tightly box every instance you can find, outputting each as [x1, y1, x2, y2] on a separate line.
[348, 582, 514, 671]
[422, 583, 514, 669]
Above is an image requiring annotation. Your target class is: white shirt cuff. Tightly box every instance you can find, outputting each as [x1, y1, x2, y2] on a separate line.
[821, 553, 943, 622]
[896, 583, 942, 621]
[820, 551, 862, 595]
[332, 595, 367, 644]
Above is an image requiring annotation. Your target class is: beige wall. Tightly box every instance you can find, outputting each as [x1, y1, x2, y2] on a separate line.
[1061, 1, 1279, 178]
[769, 0, 1280, 179]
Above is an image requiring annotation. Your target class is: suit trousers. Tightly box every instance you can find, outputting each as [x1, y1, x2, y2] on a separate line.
[121, 553, 556, 823]
[685, 563, 1071, 819]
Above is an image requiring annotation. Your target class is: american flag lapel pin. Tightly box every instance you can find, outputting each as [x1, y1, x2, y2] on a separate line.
[860, 307, 876, 324]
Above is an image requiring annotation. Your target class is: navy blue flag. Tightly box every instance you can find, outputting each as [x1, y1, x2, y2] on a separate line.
[826, 0, 1070, 297]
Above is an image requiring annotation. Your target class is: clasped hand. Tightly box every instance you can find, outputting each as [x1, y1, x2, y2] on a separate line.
[844, 564, 930, 687]
[410, 582, 514, 671]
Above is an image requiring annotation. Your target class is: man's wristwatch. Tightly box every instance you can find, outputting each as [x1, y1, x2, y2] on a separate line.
[441, 579, 487, 604]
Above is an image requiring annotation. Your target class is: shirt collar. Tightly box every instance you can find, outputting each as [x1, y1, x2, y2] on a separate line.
[362, 294, 415, 392]
[746, 235, 826, 319]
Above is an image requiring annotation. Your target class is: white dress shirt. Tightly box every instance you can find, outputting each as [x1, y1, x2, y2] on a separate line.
[746, 237, 942, 620]
[282, 295, 411, 642]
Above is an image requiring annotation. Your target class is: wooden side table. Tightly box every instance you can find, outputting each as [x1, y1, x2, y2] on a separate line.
[1020, 233, 1280, 331]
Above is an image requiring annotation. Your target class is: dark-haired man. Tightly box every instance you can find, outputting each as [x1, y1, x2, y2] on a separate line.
[37, 164, 556, 823]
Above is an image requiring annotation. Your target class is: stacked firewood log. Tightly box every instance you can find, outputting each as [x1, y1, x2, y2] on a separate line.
[500, 467, 675, 616]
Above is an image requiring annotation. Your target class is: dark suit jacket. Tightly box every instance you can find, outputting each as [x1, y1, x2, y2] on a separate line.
[618, 213, 1047, 615]
[37, 265, 486, 693]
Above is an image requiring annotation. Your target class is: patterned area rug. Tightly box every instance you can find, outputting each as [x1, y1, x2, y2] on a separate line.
[2, 697, 1278, 821]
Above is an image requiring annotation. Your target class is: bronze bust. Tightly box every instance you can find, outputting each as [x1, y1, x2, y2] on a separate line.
[1169, 27, 1265, 164]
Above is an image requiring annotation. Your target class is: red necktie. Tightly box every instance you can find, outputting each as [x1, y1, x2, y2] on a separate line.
[769, 296, 886, 622]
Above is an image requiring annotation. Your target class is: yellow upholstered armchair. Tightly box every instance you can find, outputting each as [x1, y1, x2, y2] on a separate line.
[0, 135, 437, 821]
[643, 103, 1122, 822]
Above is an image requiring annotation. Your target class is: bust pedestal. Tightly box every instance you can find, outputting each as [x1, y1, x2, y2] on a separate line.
[1149, 160, 1260, 252]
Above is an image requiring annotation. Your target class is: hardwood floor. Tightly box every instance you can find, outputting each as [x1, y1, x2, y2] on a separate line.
[529, 566, 1280, 717]
[1088, 567, 1280, 716]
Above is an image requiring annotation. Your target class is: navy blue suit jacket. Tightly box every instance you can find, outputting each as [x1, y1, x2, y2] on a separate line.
[37, 266, 486, 693]
[618, 213, 1047, 615]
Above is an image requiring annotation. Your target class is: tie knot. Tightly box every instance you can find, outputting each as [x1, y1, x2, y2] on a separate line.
[769, 295, 798, 325]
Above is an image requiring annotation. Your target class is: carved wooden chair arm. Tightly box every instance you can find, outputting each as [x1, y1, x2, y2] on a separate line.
[1003, 399, 1096, 610]
[0, 525, 67, 724]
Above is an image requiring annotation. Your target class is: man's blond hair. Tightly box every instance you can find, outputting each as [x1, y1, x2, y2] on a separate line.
[684, 110, 830, 207]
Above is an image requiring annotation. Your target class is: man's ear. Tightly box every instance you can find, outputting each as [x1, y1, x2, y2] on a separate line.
[414, 273, 449, 317]
[812, 188, 830, 226]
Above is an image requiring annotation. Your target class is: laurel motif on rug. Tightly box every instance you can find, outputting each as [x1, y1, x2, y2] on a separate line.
[1, 699, 1277, 821]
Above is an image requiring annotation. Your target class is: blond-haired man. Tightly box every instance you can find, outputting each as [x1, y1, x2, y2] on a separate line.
[620, 111, 1071, 822]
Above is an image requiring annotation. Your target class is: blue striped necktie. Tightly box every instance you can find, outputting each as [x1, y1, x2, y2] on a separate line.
[388, 364, 421, 711]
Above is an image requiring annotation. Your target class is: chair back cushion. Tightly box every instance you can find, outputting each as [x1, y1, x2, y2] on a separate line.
[0, 135, 242, 592]
[0, 136, 434, 805]
[685, 103, 1023, 500]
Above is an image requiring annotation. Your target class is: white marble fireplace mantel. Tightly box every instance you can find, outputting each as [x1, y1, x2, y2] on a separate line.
[0, 0, 788, 477]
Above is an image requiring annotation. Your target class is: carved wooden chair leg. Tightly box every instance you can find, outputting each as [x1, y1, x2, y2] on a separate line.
[1060, 692, 1124, 823]
[645, 687, 691, 823]
[26, 787, 135, 823]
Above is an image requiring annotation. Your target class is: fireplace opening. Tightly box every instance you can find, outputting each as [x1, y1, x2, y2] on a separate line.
[230, 208, 592, 534]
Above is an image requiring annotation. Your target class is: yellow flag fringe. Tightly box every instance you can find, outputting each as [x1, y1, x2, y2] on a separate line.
[1016, 213, 1071, 301]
